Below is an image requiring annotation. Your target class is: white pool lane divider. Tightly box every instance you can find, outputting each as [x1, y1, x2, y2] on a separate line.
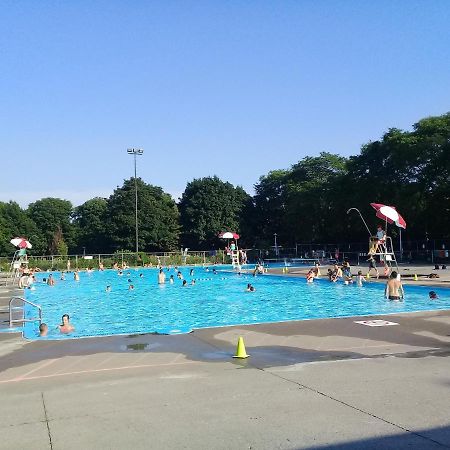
[354, 319, 399, 327]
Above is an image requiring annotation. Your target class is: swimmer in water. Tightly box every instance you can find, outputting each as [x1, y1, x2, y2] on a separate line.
[106, 285, 111, 292]
[158, 269, 166, 284]
[129, 284, 134, 290]
[182, 280, 187, 286]
[58, 314, 75, 334]
[74, 270, 80, 281]
[429, 291, 438, 300]
[169, 275, 174, 284]
[356, 270, 365, 287]
[385, 271, 404, 301]
[47, 274, 55, 286]
[39, 323, 48, 337]
[246, 283, 255, 292]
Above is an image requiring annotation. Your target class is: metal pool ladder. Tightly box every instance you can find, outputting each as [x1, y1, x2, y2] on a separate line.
[9, 296, 42, 328]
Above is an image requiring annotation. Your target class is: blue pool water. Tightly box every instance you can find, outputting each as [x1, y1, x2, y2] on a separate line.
[22, 267, 449, 340]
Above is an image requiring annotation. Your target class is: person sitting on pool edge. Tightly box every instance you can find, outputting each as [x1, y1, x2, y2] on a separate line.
[384, 271, 404, 301]
[58, 314, 75, 334]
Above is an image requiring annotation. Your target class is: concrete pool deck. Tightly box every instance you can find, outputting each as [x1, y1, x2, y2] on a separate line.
[0, 266, 449, 449]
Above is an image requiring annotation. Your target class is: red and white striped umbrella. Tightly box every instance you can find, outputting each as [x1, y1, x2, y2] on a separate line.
[10, 237, 32, 249]
[218, 231, 240, 240]
[370, 203, 406, 229]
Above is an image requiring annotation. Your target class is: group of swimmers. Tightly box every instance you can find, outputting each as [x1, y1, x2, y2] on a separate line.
[310, 261, 402, 296]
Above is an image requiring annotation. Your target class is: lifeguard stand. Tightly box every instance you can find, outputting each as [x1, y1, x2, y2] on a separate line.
[231, 248, 240, 270]
[8, 249, 29, 286]
[368, 235, 399, 275]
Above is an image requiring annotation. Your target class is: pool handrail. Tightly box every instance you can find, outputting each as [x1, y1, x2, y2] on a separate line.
[9, 296, 42, 328]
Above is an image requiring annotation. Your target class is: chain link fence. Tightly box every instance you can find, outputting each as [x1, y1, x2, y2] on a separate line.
[1, 239, 448, 272]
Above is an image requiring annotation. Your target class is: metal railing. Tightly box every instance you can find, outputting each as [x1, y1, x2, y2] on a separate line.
[9, 296, 42, 328]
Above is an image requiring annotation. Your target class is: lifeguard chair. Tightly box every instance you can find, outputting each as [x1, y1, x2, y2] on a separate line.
[347, 207, 401, 277]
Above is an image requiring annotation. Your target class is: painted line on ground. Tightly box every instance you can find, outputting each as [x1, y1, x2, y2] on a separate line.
[12, 358, 59, 381]
[0, 360, 200, 384]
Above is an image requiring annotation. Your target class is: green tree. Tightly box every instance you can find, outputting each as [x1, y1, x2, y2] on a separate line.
[253, 154, 348, 246]
[27, 198, 75, 254]
[284, 152, 348, 243]
[0, 201, 46, 256]
[179, 176, 251, 249]
[106, 178, 179, 251]
[252, 170, 289, 247]
[346, 113, 450, 240]
[73, 197, 108, 253]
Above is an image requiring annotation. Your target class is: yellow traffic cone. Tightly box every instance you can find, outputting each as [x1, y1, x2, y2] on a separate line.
[233, 336, 249, 359]
[414, 274, 418, 281]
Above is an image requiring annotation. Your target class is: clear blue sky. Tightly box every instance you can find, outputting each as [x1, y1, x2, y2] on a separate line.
[1, 0, 449, 207]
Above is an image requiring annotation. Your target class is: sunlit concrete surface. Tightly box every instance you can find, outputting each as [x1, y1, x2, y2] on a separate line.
[0, 304, 449, 449]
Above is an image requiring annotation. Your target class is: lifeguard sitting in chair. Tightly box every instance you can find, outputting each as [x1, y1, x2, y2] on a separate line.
[369, 225, 386, 254]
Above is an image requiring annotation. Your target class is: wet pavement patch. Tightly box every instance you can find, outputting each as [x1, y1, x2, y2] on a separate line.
[126, 343, 150, 351]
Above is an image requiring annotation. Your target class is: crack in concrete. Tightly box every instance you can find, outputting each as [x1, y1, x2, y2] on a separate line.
[255, 366, 450, 448]
[41, 392, 53, 450]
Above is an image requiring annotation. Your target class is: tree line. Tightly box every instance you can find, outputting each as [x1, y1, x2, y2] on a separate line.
[0, 112, 449, 256]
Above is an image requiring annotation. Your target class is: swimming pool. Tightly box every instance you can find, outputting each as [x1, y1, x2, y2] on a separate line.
[23, 267, 449, 340]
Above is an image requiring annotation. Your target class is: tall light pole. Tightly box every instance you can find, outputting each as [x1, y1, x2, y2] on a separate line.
[274, 233, 278, 258]
[127, 148, 144, 257]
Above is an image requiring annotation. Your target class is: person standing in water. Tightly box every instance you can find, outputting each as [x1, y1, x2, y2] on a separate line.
[158, 269, 166, 284]
[385, 271, 404, 301]
[356, 270, 365, 287]
[47, 274, 55, 286]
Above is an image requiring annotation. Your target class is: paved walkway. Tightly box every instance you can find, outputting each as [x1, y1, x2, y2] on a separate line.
[0, 265, 449, 449]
